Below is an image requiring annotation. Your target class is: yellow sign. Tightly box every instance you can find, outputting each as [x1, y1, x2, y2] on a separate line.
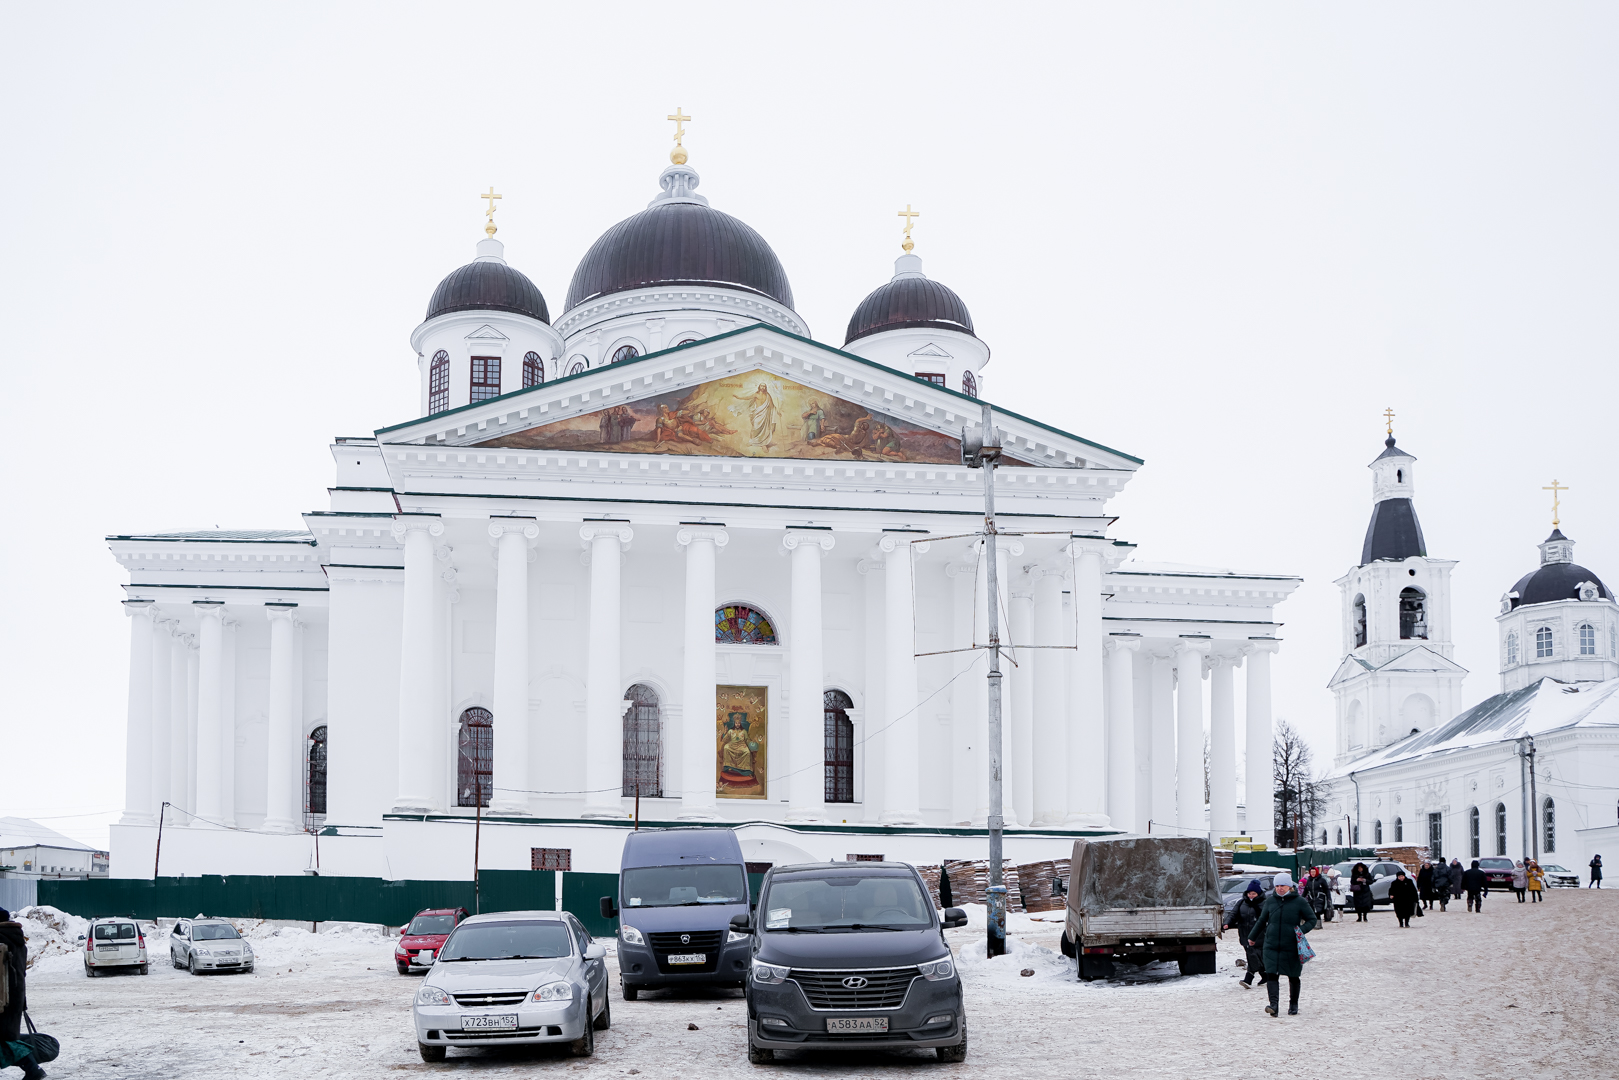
[717, 685, 768, 800]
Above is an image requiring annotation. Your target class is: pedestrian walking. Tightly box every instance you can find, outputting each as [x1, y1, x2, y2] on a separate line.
[1248, 872, 1317, 1017]
[1450, 858, 1465, 901]
[1305, 867, 1332, 925]
[1589, 855, 1603, 888]
[1389, 870, 1419, 927]
[1417, 860, 1435, 910]
[1223, 880, 1267, 988]
[1527, 861, 1545, 902]
[1350, 862, 1374, 922]
[1511, 861, 1528, 903]
[1462, 859, 1488, 913]
[1, 908, 49, 1080]
[1431, 859, 1452, 911]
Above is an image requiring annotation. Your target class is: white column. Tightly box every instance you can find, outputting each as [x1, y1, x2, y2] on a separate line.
[1175, 638, 1211, 833]
[993, 540, 1021, 823]
[1209, 653, 1240, 839]
[263, 604, 300, 832]
[1245, 639, 1279, 847]
[784, 530, 835, 821]
[879, 534, 928, 825]
[220, 618, 237, 827]
[946, 552, 979, 825]
[168, 628, 189, 811]
[1104, 635, 1141, 832]
[1031, 565, 1068, 825]
[184, 636, 199, 819]
[1008, 573, 1035, 827]
[120, 600, 157, 826]
[193, 601, 226, 823]
[859, 555, 887, 819]
[582, 524, 633, 818]
[150, 620, 174, 820]
[1065, 546, 1106, 826]
[490, 516, 539, 815]
[392, 515, 444, 813]
[677, 527, 726, 820]
[1149, 651, 1175, 831]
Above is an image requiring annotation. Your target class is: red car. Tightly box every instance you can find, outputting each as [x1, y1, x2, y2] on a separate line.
[394, 907, 468, 975]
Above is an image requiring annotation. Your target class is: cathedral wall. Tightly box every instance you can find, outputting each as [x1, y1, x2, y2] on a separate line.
[325, 575, 402, 826]
[231, 615, 272, 827]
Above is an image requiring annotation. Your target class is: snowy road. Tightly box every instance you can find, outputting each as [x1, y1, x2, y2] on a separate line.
[19, 890, 1618, 1079]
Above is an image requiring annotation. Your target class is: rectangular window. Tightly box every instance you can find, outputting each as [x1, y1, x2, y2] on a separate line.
[914, 373, 946, 386]
[470, 355, 502, 402]
[1428, 812, 1443, 860]
[1469, 809, 1480, 858]
[531, 847, 571, 871]
[1579, 625, 1596, 655]
[1495, 804, 1507, 857]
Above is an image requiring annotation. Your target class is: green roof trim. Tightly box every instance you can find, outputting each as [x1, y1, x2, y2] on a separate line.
[381, 811, 1117, 839]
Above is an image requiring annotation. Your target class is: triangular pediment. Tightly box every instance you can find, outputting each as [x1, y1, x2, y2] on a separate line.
[908, 342, 952, 359]
[1327, 655, 1373, 689]
[1376, 645, 1468, 675]
[466, 324, 508, 340]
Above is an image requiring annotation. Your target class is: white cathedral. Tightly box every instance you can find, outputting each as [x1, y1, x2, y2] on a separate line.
[106, 127, 1303, 880]
[1323, 437, 1619, 876]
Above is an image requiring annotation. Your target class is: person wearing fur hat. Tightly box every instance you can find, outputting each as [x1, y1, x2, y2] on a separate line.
[0, 908, 48, 1079]
[1248, 872, 1318, 1017]
[1223, 880, 1268, 987]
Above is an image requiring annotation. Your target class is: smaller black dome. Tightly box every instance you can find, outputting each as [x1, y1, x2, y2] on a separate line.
[427, 259, 549, 324]
[845, 274, 974, 346]
[1508, 563, 1613, 608]
[1361, 497, 1426, 566]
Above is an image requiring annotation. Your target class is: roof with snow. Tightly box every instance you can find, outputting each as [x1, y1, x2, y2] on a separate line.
[0, 817, 99, 853]
[105, 530, 314, 544]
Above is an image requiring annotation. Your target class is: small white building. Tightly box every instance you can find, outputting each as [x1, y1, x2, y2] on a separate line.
[0, 817, 105, 879]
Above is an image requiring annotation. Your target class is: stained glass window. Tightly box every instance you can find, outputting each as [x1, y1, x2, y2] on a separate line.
[715, 604, 778, 645]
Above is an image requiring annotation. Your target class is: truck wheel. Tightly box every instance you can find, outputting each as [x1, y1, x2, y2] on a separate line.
[935, 1027, 968, 1062]
[622, 983, 639, 1001]
[1078, 956, 1114, 982]
[1059, 933, 1075, 958]
[1177, 952, 1217, 976]
[418, 1042, 446, 1063]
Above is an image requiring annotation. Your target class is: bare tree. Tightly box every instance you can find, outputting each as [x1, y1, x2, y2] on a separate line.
[1272, 718, 1328, 847]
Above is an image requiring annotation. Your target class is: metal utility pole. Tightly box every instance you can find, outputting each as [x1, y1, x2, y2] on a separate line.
[1526, 736, 1539, 863]
[1518, 737, 1531, 864]
[964, 399, 1007, 957]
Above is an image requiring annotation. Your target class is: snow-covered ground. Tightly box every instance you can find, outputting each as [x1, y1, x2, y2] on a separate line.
[15, 891, 1617, 1078]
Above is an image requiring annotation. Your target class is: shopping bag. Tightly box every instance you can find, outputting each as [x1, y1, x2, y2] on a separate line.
[1295, 928, 1316, 964]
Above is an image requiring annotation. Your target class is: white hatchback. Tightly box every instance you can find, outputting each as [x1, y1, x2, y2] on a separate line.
[82, 918, 149, 976]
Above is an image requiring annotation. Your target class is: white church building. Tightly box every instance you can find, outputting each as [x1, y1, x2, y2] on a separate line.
[1323, 438, 1619, 876]
[106, 130, 1302, 881]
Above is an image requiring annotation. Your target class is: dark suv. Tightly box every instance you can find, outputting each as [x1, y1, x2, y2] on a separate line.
[736, 861, 969, 1064]
[1478, 857, 1517, 889]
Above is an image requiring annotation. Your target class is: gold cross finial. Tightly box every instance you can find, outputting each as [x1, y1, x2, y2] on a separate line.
[1543, 479, 1569, 527]
[479, 187, 502, 238]
[667, 107, 691, 164]
[898, 204, 921, 252]
[1383, 407, 1395, 435]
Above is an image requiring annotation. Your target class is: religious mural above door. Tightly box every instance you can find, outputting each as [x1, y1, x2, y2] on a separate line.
[716, 684, 769, 800]
[475, 370, 962, 463]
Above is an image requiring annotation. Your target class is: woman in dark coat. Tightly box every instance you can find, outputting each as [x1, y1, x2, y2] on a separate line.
[1, 907, 47, 1080]
[1350, 862, 1375, 921]
[1449, 858, 1466, 900]
[1430, 859, 1451, 911]
[1389, 870, 1420, 927]
[1417, 860, 1434, 909]
[1223, 880, 1267, 987]
[1590, 854, 1603, 888]
[1248, 872, 1318, 1017]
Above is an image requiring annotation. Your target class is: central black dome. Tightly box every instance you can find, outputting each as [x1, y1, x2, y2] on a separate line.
[427, 259, 549, 324]
[565, 202, 794, 312]
[845, 274, 975, 346]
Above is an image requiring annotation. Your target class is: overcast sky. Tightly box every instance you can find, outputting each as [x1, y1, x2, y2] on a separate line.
[3, 3, 1615, 848]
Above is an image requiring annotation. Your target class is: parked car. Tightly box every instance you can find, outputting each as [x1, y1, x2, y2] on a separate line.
[1330, 861, 1410, 908]
[1478, 857, 1517, 889]
[599, 827, 754, 999]
[1219, 874, 1275, 921]
[411, 910, 609, 1062]
[1540, 863, 1581, 888]
[396, 907, 470, 975]
[737, 860, 969, 1064]
[81, 918, 148, 976]
[169, 917, 254, 974]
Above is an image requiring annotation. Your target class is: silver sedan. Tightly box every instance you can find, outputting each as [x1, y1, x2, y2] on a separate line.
[168, 917, 255, 974]
[411, 910, 610, 1063]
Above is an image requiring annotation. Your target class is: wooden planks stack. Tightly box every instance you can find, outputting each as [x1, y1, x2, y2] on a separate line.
[1374, 846, 1427, 874]
[915, 859, 1072, 913]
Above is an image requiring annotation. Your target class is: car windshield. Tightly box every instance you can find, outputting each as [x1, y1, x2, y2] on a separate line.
[407, 915, 457, 935]
[192, 924, 240, 941]
[1479, 859, 1514, 870]
[1220, 878, 1246, 894]
[621, 864, 747, 908]
[762, 873, 933, 931]
[93, 923, 137, 941]
[438, 921, 573, 961]
[1542, 865, 1568, 873]
[1333, 862, 1355, 876]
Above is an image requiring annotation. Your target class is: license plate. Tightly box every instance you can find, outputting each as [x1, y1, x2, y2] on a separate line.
[416, 951, 435, 963]
[461, 1014, 518, 1031]
[666, 952, 706, 965]
[827, 1017, 888, 1033]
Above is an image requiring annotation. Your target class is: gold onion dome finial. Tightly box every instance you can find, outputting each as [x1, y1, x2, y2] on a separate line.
[480, 186, 502, 238]
[668, 107, 691, 165]
[898, 204, 920, 253]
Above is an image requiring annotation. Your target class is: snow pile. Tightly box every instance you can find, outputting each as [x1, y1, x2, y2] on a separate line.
[955, 929, 1075, 986]
[15, 905, 92, 970]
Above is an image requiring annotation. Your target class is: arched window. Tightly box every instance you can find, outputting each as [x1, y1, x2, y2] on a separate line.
[824, 690, 854, 803]
[1399, 587, 1427, 640]
[457, 707, 493, 808]
[1394, 816, 1403, 843]
[1543, 797, 1555, 853]
[1469, 806, 1480, 858]
[1494, 802, 1507, 856]
[1352, 594, 1367, 648]
[304, 725, 328, 826]
[567, 355, 587, 376]
[428, 350, 450, 414]
[1374, 819, 1383, 844]
[1506, 631, 1519, 666]
[1336, 827, 1343, 845]
[1352, 823, 1359, 845]
[961, 370, 978, 398]
[671, 335, 702, 348]
[1320, 829, 1328, 846]
[1536, 626, 1553, 659]
[715, 604, 778, 644]
[523, 351, 544, 388]
[1579, 623, 1596, 656]
[621, 684, 661, 797]
[1396, 469, 1403, 484]
[610, 345, 640, 365]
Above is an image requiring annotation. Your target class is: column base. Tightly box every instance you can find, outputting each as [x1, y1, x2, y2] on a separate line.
[785, 807, 830, 823]
[117, 812, 156, 828]
[878, 811, 925, 826]
[676, 807, 722, 822]
[1063, 812, 1112, 829]
[389, 801, 436, 816]
[580, 808, 626, 820]
[491, 802, 533, 816]
[260, 817, 300, 834]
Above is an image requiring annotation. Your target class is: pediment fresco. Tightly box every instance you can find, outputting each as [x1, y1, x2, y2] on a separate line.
[476, 370, 963, 464]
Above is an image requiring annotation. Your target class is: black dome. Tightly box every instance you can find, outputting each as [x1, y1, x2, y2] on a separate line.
[565, 202, 793, 311]
[1508, 563, 1613, 608]
[1361, 498, 1427, 566]
[845, 276, 975, 346]
[427, 260, 549, 324]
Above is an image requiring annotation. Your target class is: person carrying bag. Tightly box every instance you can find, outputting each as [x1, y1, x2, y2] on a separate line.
[0, 907, 51, 1080]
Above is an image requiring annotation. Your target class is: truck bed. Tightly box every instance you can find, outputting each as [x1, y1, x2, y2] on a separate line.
[1075, 905, 1222, 945]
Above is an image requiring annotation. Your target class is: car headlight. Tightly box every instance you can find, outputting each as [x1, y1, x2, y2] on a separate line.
[415, 985, 452, 1006]
[619, 924, 645, 946]
[532, 981, 573, 1002]
[727, 930, 750, 943]
[752, 960, 790, 985]
[918, 956, 955, 981]
[194, 949, 212, 957]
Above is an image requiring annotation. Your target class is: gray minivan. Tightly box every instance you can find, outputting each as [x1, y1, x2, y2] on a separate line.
[599, 827, 754, 999]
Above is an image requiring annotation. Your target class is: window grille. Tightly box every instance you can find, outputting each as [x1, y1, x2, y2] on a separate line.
[469, 356, 501, 402]
[457, 707, 493, 808]
[531, 848, 571, 871]
[1579, 624, 1596, 655]
[622, 684, 662, 797]
[715, 604, 777, 644]
[1536, 626, 1553, 659]
[611, 345, 640, 364]
[1394, 817, 1403, 843]
[1374, 819, 1383, 845]
[523, 351, 544, 387]
[303, 725, 328, 831]
[1494, 803, 1507, 856]
[914, 372, 945, 386]
[1506, 632, 1518, 666]
[961, 370, 978, 398]
[1399, 587, 1428, 640]
[1427, 812, 1443, 859]
[428, 350, 450, 414]
[1543, 798, 1555, 853]
[824, 690, 854, 803]
[1469, 806, 1480, 858]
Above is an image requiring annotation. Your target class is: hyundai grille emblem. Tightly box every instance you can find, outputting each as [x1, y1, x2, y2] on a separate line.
[680, 934, 690, 945]
[842, 976, 868, 989]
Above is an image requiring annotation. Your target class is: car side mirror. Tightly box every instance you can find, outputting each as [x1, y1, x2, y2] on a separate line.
[942, 908, 968, 929]
[599, 896, 618, 920]
[730, 913, 753, 933]
[77, 934, 86, 942]
[584, 942, 607, 961]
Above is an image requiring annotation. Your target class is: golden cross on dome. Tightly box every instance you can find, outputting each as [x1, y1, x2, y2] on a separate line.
[668, 107, 691, 164]
[1543, 479, 1569, 527]
[898, 204, 921, 252]
[1383, 406, 1395, 435]
[479, 187, 502, 238]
